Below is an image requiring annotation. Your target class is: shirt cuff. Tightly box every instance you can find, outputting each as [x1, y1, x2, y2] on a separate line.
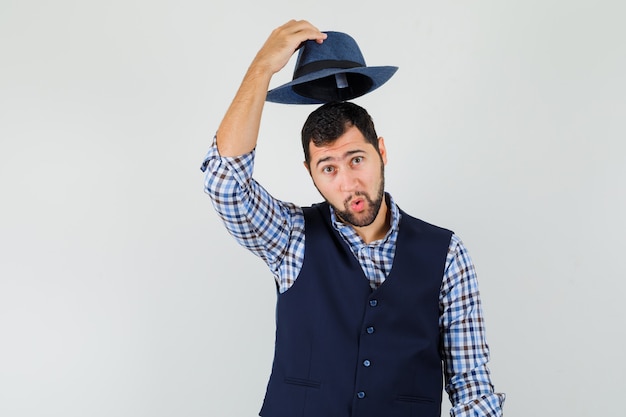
[450, 392, 506, 417]
[200, 136, 256, 186]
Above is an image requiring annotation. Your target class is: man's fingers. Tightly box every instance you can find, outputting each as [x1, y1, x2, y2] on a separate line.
[277, 19, 327, 45]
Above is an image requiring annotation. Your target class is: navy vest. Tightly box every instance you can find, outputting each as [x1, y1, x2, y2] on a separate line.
[260, 202, 453, 417]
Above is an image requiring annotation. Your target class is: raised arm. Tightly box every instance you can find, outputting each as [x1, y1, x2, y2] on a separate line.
[216, 20, 327, 157]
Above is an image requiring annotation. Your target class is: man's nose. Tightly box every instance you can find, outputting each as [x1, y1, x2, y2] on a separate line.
[338, 170, 358, 192]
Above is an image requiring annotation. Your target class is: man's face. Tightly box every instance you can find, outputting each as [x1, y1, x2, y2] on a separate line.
[306, 126, 387, 227]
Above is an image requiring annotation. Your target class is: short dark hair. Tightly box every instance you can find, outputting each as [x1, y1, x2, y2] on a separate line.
[301, 101, 379, 164]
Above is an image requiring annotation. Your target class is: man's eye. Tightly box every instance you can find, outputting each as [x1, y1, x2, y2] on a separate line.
[322, 166, 335, 173]
[352, 156, 363, 164]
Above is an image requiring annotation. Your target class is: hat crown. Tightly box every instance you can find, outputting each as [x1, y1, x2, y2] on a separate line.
[265, 30, 397, 104]
[293, 31, 366, 78]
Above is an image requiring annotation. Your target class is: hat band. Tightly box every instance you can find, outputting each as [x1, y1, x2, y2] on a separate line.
[294, 60, 362, 79]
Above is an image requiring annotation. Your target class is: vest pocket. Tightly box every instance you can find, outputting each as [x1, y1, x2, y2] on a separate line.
[284, 377, 321, 389]
[396, 394, 435, 403]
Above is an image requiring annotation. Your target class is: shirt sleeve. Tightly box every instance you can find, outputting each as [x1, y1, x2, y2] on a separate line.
[439, 234, 506, 417]
[200, 137, 304, 289]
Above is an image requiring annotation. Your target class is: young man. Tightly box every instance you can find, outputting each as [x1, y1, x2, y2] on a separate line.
[201, 20, 505, 417]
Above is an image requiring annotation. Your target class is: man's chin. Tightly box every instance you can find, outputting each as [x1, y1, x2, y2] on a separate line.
[336, 210, 377, 228]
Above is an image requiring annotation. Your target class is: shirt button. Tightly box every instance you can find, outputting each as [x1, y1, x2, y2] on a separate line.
[366, 326, 375, 334]
[363, 359, 371, 367]
[369, 299, 378, 307]
[357, 391, 366, 399]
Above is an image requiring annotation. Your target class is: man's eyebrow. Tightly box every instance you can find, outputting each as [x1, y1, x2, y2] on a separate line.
[315, 149, 365, 168]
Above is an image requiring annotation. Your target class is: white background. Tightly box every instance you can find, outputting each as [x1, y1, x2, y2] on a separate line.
[1, 1, 624, 416]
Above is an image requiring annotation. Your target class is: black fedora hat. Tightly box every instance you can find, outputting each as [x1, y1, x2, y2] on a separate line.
[266, 31, 398, 105]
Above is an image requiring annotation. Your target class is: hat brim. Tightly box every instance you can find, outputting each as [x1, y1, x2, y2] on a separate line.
[266, 66, 398, 105]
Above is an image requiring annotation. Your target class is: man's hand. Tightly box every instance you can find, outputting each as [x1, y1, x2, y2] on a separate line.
[250, 20, 327, 77]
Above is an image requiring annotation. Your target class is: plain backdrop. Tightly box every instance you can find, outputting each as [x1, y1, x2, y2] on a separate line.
[1, 1, 624, 416]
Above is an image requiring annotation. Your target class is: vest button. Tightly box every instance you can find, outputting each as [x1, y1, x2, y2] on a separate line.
[366, 326, 375, 334]
[363, 359, 371, 367]
[357, 391, 366, 399]
[369, 299, 378, 307]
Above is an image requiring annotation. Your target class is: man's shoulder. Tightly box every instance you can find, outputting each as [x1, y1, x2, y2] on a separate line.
[302, 201, 330, 216]
[397, 207, 454, 238]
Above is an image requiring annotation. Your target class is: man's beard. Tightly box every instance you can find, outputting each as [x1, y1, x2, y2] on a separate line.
[330, 166, 385, 228]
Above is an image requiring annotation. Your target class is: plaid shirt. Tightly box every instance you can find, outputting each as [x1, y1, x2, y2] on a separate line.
[201, 139, 505, 416]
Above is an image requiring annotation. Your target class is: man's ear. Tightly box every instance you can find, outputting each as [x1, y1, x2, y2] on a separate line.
[303, 161, 311, 175]
[378, 137, 388, 165]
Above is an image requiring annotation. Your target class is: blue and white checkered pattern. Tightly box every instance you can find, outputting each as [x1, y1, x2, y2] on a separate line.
[201, 138, 505, 416]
